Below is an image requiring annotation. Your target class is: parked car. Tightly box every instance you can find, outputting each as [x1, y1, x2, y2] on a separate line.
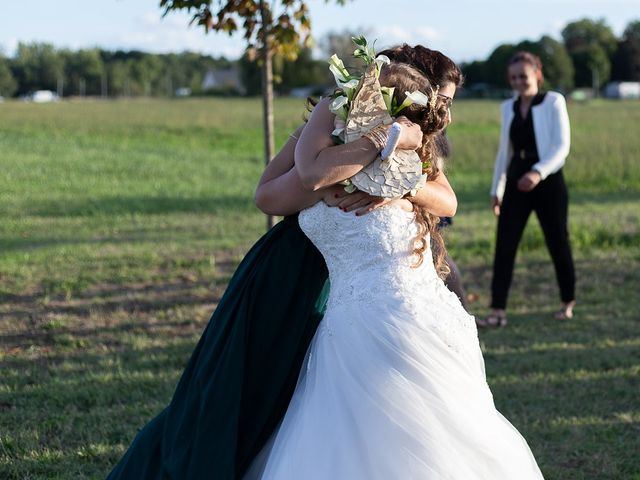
[22, 90, 60, 103]
[604, 82, 640, 100]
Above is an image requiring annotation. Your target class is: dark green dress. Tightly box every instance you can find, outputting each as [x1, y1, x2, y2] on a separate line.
[107, 215, 329, 479]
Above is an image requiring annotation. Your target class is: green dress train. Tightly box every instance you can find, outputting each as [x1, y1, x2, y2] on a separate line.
[107, 215, 329, 479]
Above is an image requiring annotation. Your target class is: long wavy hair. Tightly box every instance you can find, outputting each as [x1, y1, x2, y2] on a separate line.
[377, 46, 463, 277]
[379, 44, 463, 89]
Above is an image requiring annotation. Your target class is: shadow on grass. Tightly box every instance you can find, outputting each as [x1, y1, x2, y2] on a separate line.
[2, 332, 639, 479]
[484, 342, 640, 376]
[4, 194, 256, 218]
[0, 277, 230, 352]
[2, 339, 197, 381]
[489, 371, 638, 420]
[1, 230, 196, 254]
[0, 251, 240, 307]
[569, 189, 640, 205]
[531, 420, 640, 479]
[0, 315, 211, 350]
[451, 185, 640, 213]
[1, 243, 638, 479]
[14, 187, 637, 220]
[0, 193, 262, 257]
[463, 253, 638, 311]
[0, 453, 115, 480]
[1, 279, 220, 320]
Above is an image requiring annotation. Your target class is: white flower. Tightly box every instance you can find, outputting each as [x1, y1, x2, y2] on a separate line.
[332, 117, 345, 139]
[375, 54, 390, 70]
[405, 90, 430, 106]
[329, 95, 348, 111]
[329, 95, 349, 120]
[343, 182, 357, 193]
[329, 64, 346, 85]
[392, 90, 430, 115]
[380, 86, 395, 112]
[342, 79, 360, 100]
[328, 54, 351, 87]
[332, 127, 345, 137]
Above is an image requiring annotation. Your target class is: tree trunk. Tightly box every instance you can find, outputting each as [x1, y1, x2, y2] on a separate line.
[259, 1, 276, 230]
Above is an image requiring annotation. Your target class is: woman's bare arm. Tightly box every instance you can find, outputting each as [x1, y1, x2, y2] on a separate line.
[254, 124, 341, 215]
[294, 98, 379, 191]
[256, 100, 453, 216]
[409, 171, 457, 217]
[294, 98, 423, 191]
[329, 170, 457, 217]
[256, 125, 304, 187]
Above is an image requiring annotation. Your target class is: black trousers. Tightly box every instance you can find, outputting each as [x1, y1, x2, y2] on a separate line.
[491, 170, 575, 309]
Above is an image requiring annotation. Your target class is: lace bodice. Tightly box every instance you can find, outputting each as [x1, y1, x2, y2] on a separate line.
[299, 202, 434, 296]
[298, 202, 477, 348]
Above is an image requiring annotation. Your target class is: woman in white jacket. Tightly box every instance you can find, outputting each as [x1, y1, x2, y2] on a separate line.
[480, 51, 576, 328]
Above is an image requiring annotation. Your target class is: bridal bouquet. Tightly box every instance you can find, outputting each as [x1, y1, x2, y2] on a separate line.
[327, 36, 432, 198]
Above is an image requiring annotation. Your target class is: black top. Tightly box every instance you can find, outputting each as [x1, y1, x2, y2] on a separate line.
[508, 92, 547, 179]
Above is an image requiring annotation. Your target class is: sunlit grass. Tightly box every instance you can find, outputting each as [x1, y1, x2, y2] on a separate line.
[0, 98, 639, 479]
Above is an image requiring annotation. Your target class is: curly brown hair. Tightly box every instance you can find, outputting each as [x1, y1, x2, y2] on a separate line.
[377, 48, 462, 278]
[379, 44, 464, 91]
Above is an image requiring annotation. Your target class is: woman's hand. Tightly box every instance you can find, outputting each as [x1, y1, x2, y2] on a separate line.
[322, 185, 350, 207]
[395, 116, 423, 151]
[492, 196, 501, 217]
[334, 190, 381, 213]
[517, 170, 541, 192]
[329, 189, 412, 216]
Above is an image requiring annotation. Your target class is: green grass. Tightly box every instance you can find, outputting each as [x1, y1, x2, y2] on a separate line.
[1, 97, 639, 479]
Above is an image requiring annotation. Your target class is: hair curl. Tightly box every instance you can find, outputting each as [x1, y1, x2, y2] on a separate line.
[379, 44, 464, 91]
[377, 47, 462, 278]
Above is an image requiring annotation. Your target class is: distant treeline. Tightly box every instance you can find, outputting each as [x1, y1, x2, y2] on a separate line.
[0, 17, 638, 98]
[0, 43, 332, 98]
[0, 47, 234, 98]
[463, 18, 640, 94]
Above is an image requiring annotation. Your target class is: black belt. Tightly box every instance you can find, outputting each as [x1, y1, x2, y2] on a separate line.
[515, 149, 538, 161]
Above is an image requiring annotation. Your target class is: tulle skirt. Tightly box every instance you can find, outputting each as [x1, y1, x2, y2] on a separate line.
[248, 278, 544, 479]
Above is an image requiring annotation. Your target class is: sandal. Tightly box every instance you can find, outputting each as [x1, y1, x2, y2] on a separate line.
[476, 311, 507, 329]
[554, 301, 575, 320]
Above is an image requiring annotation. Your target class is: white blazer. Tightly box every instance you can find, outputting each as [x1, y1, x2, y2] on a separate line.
[490, 91, 571, 201]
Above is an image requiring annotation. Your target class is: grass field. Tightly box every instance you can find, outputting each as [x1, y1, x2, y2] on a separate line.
[1, 97, 639, 479]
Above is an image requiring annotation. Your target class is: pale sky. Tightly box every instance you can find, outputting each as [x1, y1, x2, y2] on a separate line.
[1, 0, 639, 63]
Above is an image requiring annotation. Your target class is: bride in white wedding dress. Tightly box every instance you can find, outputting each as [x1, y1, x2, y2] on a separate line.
[248, 202, 542, 479]
[250, 46, 544, 479]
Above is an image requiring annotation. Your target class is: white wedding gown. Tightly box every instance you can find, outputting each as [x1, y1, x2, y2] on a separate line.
[246, 202, 544, 479]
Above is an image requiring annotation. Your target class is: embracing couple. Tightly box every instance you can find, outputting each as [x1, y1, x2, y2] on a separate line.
[107, 43, 545, 479]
